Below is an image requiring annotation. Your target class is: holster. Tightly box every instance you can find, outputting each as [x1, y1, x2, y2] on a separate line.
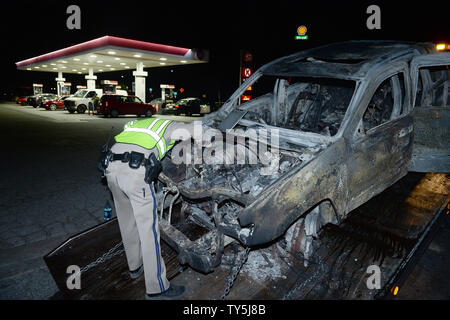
[129, 151, 144, 169]
[98, 144, 111, 175]
[144, 153, 162, 184]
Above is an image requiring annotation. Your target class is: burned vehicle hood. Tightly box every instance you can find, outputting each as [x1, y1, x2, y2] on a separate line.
[161, 137, 328, 207]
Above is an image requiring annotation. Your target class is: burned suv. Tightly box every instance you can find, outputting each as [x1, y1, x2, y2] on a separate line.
[154, 41, 449, 273]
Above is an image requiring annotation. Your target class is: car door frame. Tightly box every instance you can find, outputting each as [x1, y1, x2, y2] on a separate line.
[344, 62, 414, 212]
[408, 52, 450, 172]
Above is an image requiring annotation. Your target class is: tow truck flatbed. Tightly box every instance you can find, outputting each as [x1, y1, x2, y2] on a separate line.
[44, 172, 449, 300]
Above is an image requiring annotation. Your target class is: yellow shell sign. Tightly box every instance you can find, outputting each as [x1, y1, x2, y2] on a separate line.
[295, 25, 308, 40]
[297, 25, 307, 36]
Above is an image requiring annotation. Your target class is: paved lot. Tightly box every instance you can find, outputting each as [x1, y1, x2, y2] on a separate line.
[0, 102, 447, 300]
[0, 102, 195, 299]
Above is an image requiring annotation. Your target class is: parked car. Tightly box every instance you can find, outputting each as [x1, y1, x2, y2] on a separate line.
[165, 97, 211, 116]
[44, 96, 70, 111]
[149, 98, 167, 114]
[27, 93, 56, 108]
[39, 93, 58, 108]
[16, 97, 29, 105]
[27, 95, 39, 107]
[98, 95, 156, 118]
[154, 41, 450, 274]
[64, 89, 103, 114]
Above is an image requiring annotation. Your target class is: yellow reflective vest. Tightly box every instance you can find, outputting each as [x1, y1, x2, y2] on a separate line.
[114, 118, 175, 160]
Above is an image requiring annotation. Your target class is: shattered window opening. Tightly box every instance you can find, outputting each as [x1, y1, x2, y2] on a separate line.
[415, 65, 450, 107]
[239, 75, 355, 137]
[362, 76, 396, 131]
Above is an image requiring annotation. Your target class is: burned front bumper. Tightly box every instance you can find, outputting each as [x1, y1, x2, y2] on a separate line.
[156, 178, 252, 273]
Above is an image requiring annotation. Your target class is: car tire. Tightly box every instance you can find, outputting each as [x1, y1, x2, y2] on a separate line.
[68, 109, 75, 114]
[49, 104, 57, 111]
[144, 109, 153, 117]
[33, 104, 38, 108]
[110, 109, 120, 118]
[77, 105, 86, 114]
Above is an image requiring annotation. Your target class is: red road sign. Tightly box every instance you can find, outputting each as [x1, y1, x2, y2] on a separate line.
[242, 67, 252, 78]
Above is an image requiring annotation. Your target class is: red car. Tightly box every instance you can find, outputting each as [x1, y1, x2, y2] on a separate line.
[98, 95, 155, 118]
[44, 96, 70, 111]
[16, 97, 28, 105]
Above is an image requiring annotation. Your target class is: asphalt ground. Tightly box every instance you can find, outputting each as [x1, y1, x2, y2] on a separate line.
[0, 102, 448, 300]
[0, 102, 195, 299]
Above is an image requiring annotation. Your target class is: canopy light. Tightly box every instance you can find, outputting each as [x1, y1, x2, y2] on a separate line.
[436, 43, 446, 51]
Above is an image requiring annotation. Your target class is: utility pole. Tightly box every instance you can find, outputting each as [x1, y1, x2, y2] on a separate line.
[238, 49, 243, 105]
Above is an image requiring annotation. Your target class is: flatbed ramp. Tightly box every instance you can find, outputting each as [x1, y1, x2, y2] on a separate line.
[45, 173, 449, 300]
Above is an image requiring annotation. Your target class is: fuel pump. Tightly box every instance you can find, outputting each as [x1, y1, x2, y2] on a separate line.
[160, 84, 175, 103]
[59, 82, 71, 96]
[33, 83, 43, 95]
[101, 80, 118, 95]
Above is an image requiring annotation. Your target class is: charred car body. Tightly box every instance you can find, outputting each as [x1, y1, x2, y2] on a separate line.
[154, 41, 450, 273]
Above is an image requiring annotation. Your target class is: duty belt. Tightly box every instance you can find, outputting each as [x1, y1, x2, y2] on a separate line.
[108, 151, 162, 183]
[110, 151, 152, 169]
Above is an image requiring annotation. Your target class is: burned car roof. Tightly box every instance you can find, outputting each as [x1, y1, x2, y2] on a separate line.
[261, 41, 435, 80]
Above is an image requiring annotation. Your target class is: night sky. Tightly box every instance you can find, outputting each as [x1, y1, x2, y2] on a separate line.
[1, 0, 448, 101]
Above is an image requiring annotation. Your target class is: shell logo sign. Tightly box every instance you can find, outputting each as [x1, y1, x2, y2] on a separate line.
[295, 25, 308, 40]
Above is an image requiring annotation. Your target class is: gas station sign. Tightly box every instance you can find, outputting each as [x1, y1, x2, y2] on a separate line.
[243, 51, 253, 63]
[240, 51, 253, 102]
[101, 80, 118, 85]
[242, 67, 252, 78]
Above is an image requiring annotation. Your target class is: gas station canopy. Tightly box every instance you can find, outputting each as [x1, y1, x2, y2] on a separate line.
[16, 35, 209, 74]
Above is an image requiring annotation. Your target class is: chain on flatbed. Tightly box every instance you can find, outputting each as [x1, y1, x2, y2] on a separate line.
[220, 246, 251, 300]
[77, 241, 125, 276]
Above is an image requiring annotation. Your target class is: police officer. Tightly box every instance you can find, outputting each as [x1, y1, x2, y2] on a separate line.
[102, 117, 199, 300]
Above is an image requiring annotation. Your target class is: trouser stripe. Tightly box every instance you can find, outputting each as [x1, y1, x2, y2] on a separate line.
[151, 184, 165, 293]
